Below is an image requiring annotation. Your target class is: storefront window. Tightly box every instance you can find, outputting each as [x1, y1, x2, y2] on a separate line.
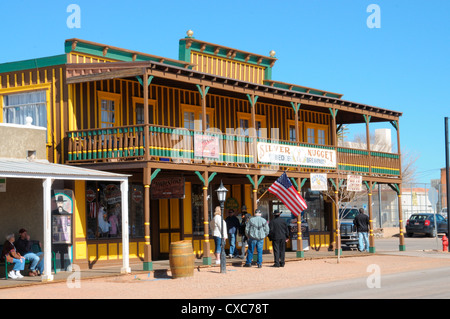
[303, 189, 326, 232]
[192, 184, 207, 236]
[86, 181, 144, 240]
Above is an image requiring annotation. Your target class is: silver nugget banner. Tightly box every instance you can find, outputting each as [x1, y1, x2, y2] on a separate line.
[257, 142, 336, 168]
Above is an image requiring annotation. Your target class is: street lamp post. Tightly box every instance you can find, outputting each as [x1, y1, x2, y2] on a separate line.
[216, 181, 228, 273]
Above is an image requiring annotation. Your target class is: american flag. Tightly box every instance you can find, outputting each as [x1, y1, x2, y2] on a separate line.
[268, 172, 308, 217]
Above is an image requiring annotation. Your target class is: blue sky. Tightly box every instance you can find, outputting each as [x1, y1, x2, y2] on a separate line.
[1, 0, 448, 184]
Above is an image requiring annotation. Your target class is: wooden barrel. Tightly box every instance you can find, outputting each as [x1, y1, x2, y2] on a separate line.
[169, 240, 195, 279]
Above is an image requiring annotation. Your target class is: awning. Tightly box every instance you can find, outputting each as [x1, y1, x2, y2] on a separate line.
[0, 158, 131, 281]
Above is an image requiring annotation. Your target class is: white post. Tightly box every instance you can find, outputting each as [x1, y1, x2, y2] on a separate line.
[120, 179, 131, 273]
[42, 178, 54, 281]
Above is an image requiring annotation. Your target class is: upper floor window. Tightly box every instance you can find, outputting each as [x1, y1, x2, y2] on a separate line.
[237, 112, 266, 138]
[181, 104, 214, 131]
[305, 124, 328, 145]
[98, 91, 121, 128]
[2, 90, 47, 128]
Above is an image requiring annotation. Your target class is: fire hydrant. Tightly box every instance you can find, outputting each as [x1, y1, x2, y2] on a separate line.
[442, 235, 448, 252]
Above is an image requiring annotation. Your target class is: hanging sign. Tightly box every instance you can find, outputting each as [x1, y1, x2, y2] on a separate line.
[194, 134, 220, 159]
[310, 173, 328, 191]
[347, 175, 363, 192]
[151, 177, 185, 199]
[257, 142, 336, 168]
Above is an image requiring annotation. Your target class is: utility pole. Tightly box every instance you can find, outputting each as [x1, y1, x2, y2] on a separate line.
[445, 117, 450, 252]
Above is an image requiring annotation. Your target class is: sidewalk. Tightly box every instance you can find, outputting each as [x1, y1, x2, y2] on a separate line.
[0, 249, 370, 289]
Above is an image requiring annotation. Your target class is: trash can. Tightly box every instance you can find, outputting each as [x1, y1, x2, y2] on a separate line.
[169, 240, 195, 279]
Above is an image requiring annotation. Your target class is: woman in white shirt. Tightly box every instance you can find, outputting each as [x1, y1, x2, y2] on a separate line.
[212, 206, 227, 264]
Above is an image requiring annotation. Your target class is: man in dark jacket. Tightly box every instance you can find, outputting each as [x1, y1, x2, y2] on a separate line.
[353, 208, 370, 252]
[225, 209, 240, 258]
[268, 210, 290, 267]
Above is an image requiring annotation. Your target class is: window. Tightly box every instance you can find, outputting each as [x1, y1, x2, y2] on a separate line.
[237, 112, 266, 138]
[181, 104, 214, 131]
[132, 97, 155, 125]
[286, 120, 302, 142]
[85, 181, 144, 240]
[98, 92, 121, 128]
[3, 90, 47, 128]
[305, 124, 328, 145]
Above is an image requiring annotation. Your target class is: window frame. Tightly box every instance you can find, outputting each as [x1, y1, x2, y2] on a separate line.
[236, 112, 267, 138]
[97, 91, 122, 128]
[180, 103, 214, 131]
[304, 123, 329, 145]
[131, 97, 156, 125]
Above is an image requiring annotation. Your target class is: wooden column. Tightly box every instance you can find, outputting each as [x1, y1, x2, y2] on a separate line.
[329, 108, 338, 146]
[202, 171, 211, 264]
[252, 174, 258, 212]
[296, 177, 304, 258]
[364, 114, 372, 174]
[334, 178, 341, 255]
[247, 94, 258, 165]
[143, 70, 150, 162]
[367, 181, 375, 253]
[143, 165, 152, 270]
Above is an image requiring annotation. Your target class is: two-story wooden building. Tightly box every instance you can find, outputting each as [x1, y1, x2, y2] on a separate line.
[0, 32, 404, 270]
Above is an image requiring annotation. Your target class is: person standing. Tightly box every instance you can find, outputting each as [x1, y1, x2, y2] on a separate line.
[244, 209, 269, 268]
[212, 206, 227, 265]
[225, 209, 240, 258]
[238, 206, 251, 259]
[353, 207, 370, 252]
[268, 210, 290, 267]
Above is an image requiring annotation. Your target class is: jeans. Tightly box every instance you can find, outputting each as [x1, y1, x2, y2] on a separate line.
[213, 236, 222, 254]
[12, 258, 25, 271]
[358, 232, 369, 252]
[24, 252, 44, 273]
[228, 232, 236, 256]
[246, 238, 263, 266]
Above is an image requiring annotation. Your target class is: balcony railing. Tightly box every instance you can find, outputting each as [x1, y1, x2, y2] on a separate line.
[67, 124, 401, 177]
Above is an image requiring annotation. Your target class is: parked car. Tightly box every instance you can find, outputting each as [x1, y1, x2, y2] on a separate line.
[339, 208, 359, 247]
[440, 207, 448, 220]
[406, 213, 448, 237]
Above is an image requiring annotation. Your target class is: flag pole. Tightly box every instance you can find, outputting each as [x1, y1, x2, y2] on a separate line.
[257, 188, 269, 203]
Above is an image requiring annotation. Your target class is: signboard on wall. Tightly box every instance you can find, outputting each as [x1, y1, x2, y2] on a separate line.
[194, 134, 220, 159]
[257, 142, 336, 168]
[347, 175, 363, 192]
[310, 173, 328, 191]
[151, 177, 185, 199]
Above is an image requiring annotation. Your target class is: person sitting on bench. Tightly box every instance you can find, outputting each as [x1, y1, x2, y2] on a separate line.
[15, 229, 43, 276]
[1, 233, 25, 279]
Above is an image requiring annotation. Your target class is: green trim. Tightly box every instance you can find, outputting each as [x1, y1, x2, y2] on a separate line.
[208, 172, 217, 184]
[195, 171, 205, 185]
[136, 75, 154, 87]
[291, 102, 300, 113]
[246, 174, 255, 188]
[203, 257, 212, 265]
[150, 168, 161, 181]
[0, 54, 67, 73]
[329, 108, 338, 119]
[257, 175, 265, 187]
[329, 178, 337, 190]
[300, 178, 308, 188]
[196, 85, 210, 99]
[296, 250, 305, 258]
[143, 261, 153, 271]
[246, 94, 259, 107]
[369, 246, 376, 253]
[363, 114, 371, 124]
[399, 245, 406, 251]
[390, 120, 398, 131]
[290, 178, 298, 188]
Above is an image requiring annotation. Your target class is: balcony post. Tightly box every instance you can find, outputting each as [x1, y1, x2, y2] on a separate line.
[143, 69, 150, 162]
[143, 165, 152, 270]
[367, 181, 375, 253]
[202, 171, 211, 265]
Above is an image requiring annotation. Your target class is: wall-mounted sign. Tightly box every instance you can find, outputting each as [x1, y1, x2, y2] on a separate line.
[347, 175, 363, 192]
[151, 177, 185, 199]
[310, 173, 328, 191]
[257, 142, 336, 168]
[194, 134, 220, 159]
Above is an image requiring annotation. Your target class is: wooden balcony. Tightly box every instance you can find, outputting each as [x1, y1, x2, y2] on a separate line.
[66, 124, 401, 178]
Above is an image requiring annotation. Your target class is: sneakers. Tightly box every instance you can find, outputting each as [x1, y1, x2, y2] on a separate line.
[8, 270, 17, 279]
[15, 271, 24, 279]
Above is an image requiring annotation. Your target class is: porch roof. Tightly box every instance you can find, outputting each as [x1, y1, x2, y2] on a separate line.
[0, 158, 129, 181]
[65, 60, 403, 122]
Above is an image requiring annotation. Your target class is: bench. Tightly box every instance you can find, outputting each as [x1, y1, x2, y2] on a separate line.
[0, 241, 57, 279]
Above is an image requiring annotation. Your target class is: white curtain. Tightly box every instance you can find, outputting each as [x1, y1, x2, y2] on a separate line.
[3, 90, 47, 128]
